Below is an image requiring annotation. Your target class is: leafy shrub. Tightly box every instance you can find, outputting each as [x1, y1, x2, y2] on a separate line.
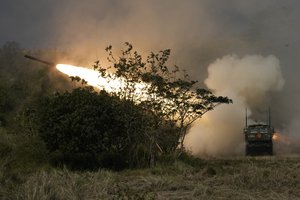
[35, 87, 154, 170]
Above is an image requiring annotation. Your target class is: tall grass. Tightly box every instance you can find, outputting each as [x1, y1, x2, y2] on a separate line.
[1, 157, 300, 200]
[13, 169, 117, 200]
[1, 127, 300, 200]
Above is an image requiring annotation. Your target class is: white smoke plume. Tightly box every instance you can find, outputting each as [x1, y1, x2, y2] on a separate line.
[185, 54, 284, 157]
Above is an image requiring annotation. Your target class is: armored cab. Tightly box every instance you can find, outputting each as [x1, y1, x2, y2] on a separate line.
[244, 109, 275, 155]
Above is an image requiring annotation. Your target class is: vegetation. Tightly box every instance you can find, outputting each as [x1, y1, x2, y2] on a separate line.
[1, 153, 299, 199]
[7, 42, 230, 170]
[0, 41, 73, 127]
[34, 87, 163, 170]
[0, 42, 230, 171]
[2, 42, 296, 199]
[94, 43, 232, 151]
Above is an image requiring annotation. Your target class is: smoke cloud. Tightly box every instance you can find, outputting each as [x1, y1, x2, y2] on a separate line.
[2, 0, 300, 155]
[185, 54, 284, 157]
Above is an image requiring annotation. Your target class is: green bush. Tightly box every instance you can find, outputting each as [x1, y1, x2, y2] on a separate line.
[35, 88, 155, 170]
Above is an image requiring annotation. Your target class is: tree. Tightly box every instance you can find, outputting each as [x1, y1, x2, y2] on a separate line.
[93, 43, 232, 152]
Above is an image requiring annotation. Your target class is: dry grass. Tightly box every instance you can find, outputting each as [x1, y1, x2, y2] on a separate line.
[1, 128, 299, 200]
[1, 156, 299, 200]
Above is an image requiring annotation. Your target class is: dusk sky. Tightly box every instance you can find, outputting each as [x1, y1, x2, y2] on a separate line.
[1, 0, 300, 134]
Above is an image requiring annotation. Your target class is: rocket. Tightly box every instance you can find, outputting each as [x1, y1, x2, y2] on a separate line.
[24, 55, 55, 66]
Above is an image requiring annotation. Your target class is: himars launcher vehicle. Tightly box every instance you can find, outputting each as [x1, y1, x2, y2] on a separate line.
[244, 109, 275, 156]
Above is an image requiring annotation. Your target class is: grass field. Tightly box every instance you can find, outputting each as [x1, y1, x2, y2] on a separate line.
[1, 128, 299, 199]
[1, 155, 299, 200]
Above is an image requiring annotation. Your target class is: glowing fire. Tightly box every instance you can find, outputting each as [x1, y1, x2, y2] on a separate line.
[272, 133, 279, 140]
[56, 64, 119, 92]
[272, 132, 291, 145]
[56, 64, 148, 99]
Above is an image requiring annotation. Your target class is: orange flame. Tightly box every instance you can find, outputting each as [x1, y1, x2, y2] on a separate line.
[272, 133, 279, 140]
[272, 132, 291, 145]
[56, 64, 118, 91]
[55, 64, 148, 99]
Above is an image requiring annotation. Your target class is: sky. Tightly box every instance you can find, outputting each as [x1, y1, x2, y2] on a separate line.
[1, 0, 300, 155]
[1, 1, 300, 72]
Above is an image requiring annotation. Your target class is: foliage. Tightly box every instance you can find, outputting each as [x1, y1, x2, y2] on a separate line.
[0, 41, 231, 171]
[34, 87, 160, 170]
[93, 43, 232, 151]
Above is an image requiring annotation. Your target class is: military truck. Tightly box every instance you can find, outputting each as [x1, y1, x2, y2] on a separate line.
[244, 109, 275, 155]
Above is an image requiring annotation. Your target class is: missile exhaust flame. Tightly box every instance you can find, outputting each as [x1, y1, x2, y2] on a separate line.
[24, 54, 156, 101]
[55, 64, 148, 99]
[24, 54, 133, 92]
[56, 64, 117, 91]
